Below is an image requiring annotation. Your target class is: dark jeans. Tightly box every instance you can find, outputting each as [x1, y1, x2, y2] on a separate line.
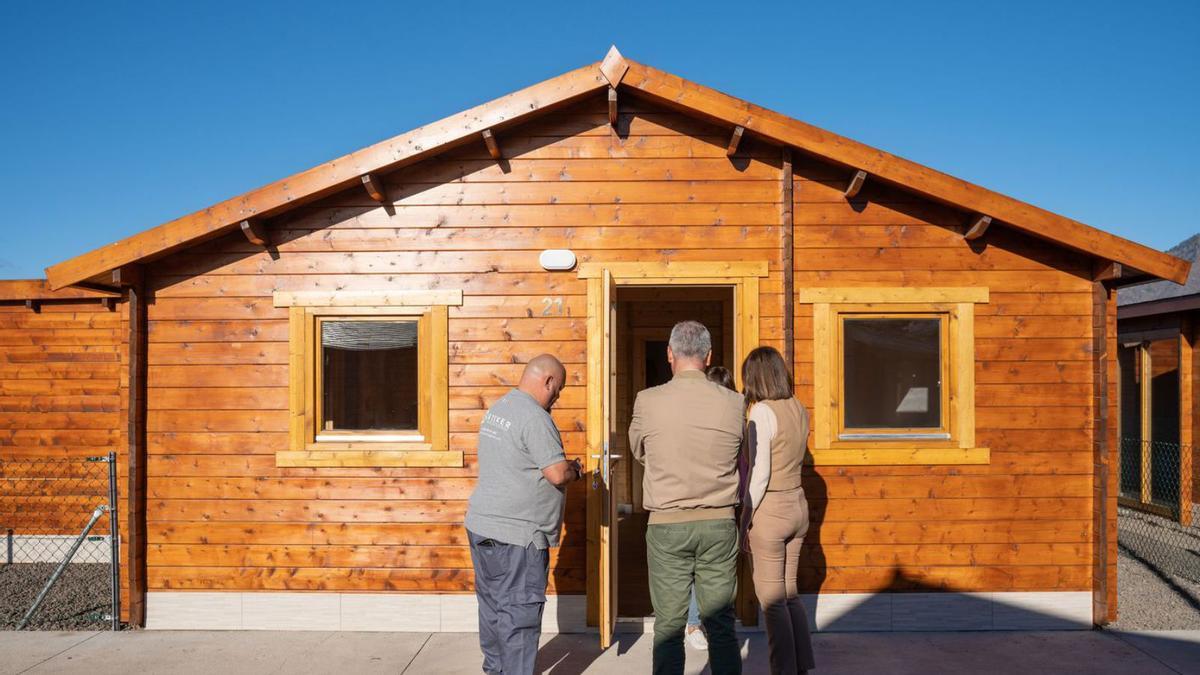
[646, 518, 741, 675]
[468, 530, 549, 675]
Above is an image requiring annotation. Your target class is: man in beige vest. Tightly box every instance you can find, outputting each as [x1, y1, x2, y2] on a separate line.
[629, 320, 744, 675]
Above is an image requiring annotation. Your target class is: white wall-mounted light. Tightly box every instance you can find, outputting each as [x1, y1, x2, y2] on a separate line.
[539, 249, 577, 271]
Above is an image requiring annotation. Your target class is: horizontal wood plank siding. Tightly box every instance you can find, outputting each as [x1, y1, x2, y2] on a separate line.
[129, 91, 1098, 599]
[792, 153, 1095, 594]
[0, 299, 129, 618]
[140, 93, 780, 596]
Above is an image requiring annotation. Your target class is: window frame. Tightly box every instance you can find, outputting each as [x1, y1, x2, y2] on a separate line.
[800, 287, 989, 466]
[275, 290, 462, 468]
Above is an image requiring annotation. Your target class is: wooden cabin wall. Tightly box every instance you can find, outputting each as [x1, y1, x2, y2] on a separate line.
[791, 156, 1099, 595]
[141, 91, 786, 596]
[135, 88, 1105, 603]
[0, 299, 128, 617]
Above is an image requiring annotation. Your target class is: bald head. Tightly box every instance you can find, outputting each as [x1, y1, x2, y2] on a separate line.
[518, 354, 567, 410]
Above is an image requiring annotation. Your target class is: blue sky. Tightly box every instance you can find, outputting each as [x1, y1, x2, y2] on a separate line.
[0, 1, 1197, 279]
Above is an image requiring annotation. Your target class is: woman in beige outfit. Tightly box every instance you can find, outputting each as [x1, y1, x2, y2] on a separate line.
[740, 346, 815, 674]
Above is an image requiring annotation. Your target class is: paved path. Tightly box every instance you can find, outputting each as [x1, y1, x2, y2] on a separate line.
[2, 629, 1198, 674]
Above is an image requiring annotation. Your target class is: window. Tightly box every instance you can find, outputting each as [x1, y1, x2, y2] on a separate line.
[319, 319, 421, 439]
[275, 290, 461, 468]
[841, 316, 947, 436]
[799, 287, 988, 465]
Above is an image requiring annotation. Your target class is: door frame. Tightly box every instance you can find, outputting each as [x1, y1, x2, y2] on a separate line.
[579, 261, 768, 643]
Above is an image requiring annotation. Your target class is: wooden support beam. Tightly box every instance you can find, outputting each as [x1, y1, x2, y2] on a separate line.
[125, 274, 148, 627]
[482, 129, 501, 160]
[726, 126, 744, 157]
[360, 174, 387, 203]
[240, 219, 269, 248]
[964, 214, 993, 240]
[1093, 260, 1123, 282]
[24, 299, 40, 313]
[781, 148, 795, 379]
[608, 87, 618, 128]
[845, 170, 867, 199]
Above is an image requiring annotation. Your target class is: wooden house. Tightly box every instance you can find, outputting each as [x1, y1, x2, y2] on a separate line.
[1117, 234, 1199, 527]
[1, 47, 1190, 641]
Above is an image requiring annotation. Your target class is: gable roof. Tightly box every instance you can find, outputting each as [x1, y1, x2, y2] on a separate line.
[44, 47, 1190, 289]
[1119, 233, 1200, 307]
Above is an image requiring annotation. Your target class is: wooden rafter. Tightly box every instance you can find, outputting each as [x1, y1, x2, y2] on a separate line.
[360, 173, 387, 203]
[726, 126, 745, 157]
[111, 265, 143, 288]
[43, 48, 1191, 287]
[845, 170, 867, 199]
[482, 129, 501, 160]
[964, 214, 993, 240]
[240, 219, 269, 247]
[1093, 260, 1123, 282]
[608, 87, 618, 128]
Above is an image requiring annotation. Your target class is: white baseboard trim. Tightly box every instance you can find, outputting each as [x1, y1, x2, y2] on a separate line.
[147, 590, 1093, 632]
[146, 592, 588, 632]
[4, 535, 112, 563]
[804, 591, 1093, 631]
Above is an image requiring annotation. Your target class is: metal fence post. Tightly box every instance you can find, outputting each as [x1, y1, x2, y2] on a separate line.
[107, 452, 121, 631]
[5, 528, 11, 566]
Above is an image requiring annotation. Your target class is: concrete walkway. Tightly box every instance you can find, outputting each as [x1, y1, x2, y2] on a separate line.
[2, 629, 1198, 674]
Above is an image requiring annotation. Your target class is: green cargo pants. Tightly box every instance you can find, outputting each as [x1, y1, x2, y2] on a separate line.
[646, 518, 740, 675]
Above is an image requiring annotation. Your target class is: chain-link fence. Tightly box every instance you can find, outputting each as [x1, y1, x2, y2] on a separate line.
[1, 454, 119, 630]
[1118, 438, 1199, 585]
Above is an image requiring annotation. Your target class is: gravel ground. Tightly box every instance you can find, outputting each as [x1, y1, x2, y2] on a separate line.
[1117, 506, 1200, 584]
[0, 563, 112, 630]
[1110, 548, 1200, 630]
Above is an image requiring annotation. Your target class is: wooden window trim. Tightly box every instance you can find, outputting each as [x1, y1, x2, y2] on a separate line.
[278, 292, 461, 468]
[805, 288, 988, 466]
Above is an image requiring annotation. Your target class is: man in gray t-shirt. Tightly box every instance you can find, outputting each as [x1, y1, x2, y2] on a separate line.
[465, 354, 582, 675]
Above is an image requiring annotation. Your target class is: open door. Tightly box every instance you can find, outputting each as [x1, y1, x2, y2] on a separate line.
[597, 268, 620, 648]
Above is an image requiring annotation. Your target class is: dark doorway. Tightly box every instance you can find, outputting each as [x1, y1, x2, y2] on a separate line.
[611, 286, 735, 618]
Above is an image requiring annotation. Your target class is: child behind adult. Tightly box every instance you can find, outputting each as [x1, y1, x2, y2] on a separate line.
[706, 366, 735, 392]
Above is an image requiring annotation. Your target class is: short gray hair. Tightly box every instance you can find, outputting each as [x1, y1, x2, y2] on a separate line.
[669, 320, 712, 360]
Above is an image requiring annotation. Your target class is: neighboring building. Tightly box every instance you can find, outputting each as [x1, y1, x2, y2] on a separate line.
[1117, 234, 1199, 526]
[0, 47, 1191, 640]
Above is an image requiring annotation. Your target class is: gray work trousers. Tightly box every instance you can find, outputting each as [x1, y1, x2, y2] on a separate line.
[468, 530, 549, 675]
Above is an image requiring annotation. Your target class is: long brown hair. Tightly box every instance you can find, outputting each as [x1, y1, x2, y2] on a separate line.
[741, 346, 793, 406]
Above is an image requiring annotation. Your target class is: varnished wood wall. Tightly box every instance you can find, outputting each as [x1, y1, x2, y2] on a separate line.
[141, 92, 783, 596]
[791, 156, 1098, 594]
[134, 89, 1099, 601]
[0, 299, 128, 616]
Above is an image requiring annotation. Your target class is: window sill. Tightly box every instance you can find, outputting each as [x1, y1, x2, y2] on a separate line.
[277, 449, 463, 468]
[808, 447, 990, 466]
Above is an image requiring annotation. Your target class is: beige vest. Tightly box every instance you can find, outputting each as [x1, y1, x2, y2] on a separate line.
[762, 398, 808, 492]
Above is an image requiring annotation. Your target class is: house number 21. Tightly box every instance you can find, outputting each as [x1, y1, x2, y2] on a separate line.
[541, 297, 564, 316]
